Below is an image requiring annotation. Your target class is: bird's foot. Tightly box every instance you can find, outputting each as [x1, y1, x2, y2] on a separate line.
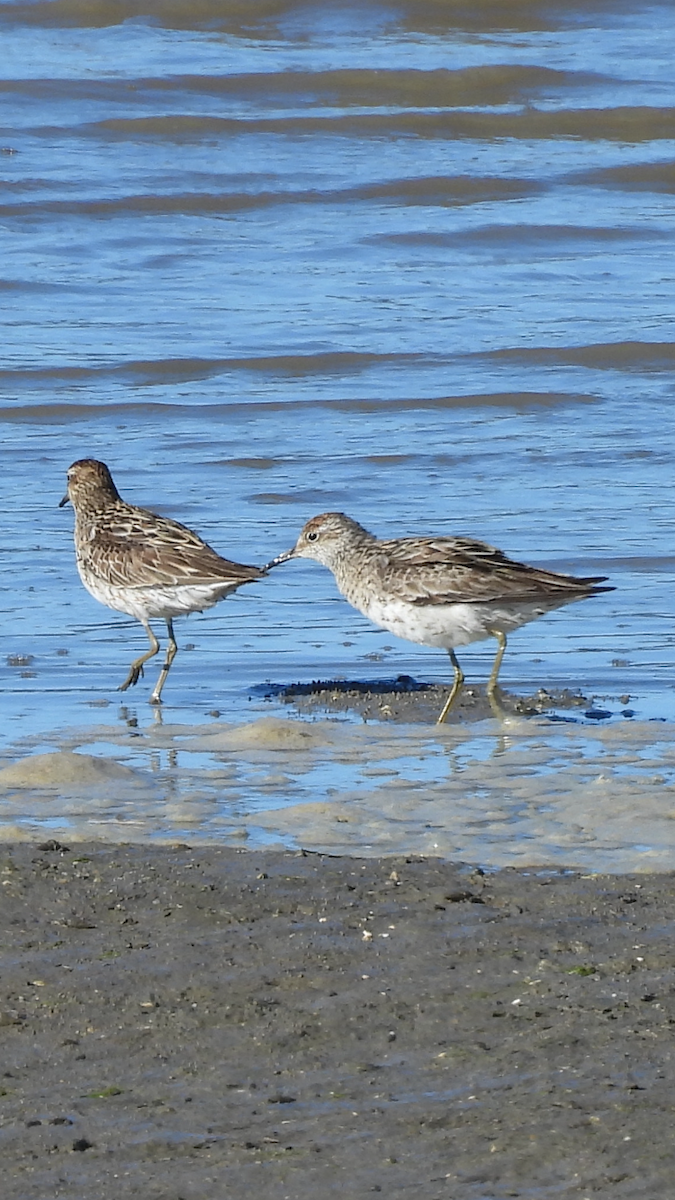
[119, 665, 143, 691]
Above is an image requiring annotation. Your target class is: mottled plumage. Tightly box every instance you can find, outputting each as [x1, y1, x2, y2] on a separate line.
[60, 459, 264, 703]
[266, 512, 613, 721]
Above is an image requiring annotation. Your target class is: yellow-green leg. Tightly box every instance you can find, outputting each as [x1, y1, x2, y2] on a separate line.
[150, 618, 178, 705]
[437, 649, 465, 724]
[119, 621, 160, 691]
[486, 630, 507, 718]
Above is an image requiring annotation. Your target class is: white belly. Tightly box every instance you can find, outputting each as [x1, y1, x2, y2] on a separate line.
[360, 595, 559, 649]
[79, 569, 232, 622]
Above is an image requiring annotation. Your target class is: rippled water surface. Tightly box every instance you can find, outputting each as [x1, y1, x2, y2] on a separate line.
[1, 1, 675, 866]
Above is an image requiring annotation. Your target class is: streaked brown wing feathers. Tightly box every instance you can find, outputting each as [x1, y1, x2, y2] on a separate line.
[84, 505, 262, 588]
[377, 535, 607, 605]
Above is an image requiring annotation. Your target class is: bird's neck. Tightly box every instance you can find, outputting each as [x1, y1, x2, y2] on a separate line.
[74, 495, 128, 529]
[329, 534, 380, 597]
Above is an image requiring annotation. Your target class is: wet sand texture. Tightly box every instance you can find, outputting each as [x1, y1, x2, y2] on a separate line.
[1, 841, 674, 1197]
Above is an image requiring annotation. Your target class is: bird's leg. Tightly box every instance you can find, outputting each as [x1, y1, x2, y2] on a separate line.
[150, 618, 178, 705]
[119, 621, 160, 691]
[486, 630, 507, 718]
[437, 649, 464, 724]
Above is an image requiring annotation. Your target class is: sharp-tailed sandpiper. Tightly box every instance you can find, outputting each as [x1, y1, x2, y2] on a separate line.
[61, 459, 264, 703]
[266, 512, 612, 721]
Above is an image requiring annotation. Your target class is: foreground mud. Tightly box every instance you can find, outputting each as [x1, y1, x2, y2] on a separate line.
[1, 842, 673, 1198]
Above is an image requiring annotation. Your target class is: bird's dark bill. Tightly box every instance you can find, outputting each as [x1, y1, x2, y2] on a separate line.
[263, 548, 296, 570]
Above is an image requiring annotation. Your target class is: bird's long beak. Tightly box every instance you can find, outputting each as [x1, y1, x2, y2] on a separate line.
[58, 492, 70, 508]
[263, 547, 296, 571]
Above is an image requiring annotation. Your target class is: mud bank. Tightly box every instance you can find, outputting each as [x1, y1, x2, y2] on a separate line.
[1, 841, 674, 1198]
[263, 677, 602, 723]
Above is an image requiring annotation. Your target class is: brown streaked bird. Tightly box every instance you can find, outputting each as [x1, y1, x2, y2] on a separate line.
[265, 512, 613, 722]
[60, 459, 265, 704]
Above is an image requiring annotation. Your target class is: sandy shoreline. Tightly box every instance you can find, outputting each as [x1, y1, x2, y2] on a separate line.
[0, 840, 674, 1197]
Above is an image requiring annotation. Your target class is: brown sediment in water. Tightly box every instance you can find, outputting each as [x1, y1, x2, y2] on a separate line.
[0, 840, 673, 1196]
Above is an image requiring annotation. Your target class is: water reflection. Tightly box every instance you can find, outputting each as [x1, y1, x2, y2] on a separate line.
[0, 713, 673, 872]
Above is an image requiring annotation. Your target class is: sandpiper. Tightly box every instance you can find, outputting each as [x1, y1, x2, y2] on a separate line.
[265, 512, 613, 721]
[60, 459, 265, 703]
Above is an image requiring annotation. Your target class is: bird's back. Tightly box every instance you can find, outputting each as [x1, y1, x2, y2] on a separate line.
[371, 534, 612, 608]
[75, 498, 263, 591]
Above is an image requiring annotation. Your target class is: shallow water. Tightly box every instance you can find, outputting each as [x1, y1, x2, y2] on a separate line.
[1, 1, 675, 867]
[4, 714, 675, 874]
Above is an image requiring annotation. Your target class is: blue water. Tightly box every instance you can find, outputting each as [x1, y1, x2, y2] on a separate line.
[1, 1, 675, 856]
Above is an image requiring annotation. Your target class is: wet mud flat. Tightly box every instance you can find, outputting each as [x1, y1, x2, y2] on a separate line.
[1, 842, 674, 1198]
[261, 677, 613, 723]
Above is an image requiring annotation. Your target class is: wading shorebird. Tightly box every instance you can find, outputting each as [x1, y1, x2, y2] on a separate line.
[60, 459, 265, 703]
[265, 512, 613, 721]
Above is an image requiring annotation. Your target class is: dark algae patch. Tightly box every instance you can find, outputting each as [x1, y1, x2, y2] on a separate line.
[0, 842, 674, 1196]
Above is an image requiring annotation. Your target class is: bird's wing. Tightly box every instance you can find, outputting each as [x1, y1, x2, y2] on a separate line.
[377, 536, 609, 605]
[82, 507, 264, 589]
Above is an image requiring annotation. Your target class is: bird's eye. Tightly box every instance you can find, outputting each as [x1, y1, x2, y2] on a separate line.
[306, 530, 319, 542]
